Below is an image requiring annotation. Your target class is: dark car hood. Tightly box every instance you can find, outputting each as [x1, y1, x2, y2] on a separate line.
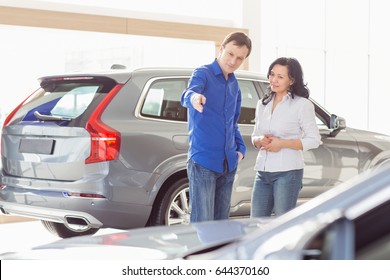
[0, 218, 272, 260]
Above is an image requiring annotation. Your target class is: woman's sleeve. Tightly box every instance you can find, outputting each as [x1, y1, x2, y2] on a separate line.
[300, 100, 322, 151]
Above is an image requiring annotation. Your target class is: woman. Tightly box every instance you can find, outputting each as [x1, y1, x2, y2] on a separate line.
[251, 57, 322, 217]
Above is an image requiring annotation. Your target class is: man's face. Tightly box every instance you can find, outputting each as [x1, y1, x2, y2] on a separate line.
[217, 41, 249, 77]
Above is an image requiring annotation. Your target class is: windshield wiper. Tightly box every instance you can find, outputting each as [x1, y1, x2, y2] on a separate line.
[34, 111, 72, 121]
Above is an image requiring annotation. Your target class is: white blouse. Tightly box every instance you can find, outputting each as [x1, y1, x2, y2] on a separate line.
[251, 93, 322, 172]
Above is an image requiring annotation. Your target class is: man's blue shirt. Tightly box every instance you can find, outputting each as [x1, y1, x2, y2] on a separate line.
[181, 59, 246, 173]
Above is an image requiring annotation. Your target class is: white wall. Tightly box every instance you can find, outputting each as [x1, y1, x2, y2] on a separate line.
[1, 0, 390, 136]
[255, 0, 390, 135]
[0, 0, 242, 117]
[0, 25, 215, 115]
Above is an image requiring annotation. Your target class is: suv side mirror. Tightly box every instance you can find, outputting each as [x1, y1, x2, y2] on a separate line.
[330, 114, 346, 136]
[330, 114, 346, 130]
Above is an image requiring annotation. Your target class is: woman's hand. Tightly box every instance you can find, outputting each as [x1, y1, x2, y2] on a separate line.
[262, 136, 282, 152]
[254, 134, 272, 149]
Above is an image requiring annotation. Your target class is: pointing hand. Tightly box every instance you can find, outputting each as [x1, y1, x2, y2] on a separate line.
[192, 93, 206, 113]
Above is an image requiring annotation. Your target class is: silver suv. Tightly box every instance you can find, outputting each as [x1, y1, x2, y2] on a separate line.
[1, 67, 390, 238]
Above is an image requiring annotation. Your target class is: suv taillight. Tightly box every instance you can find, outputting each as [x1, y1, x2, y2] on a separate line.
[2, 90, 37, 128]
[85, 84, 123, 164]
[1, 90, 37, 157]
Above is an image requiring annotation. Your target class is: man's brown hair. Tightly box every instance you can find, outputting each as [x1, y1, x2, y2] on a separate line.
[221, 32, 252, 57]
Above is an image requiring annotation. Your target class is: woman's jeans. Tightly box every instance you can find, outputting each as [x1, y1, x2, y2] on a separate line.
[251, 169, 303, 217]
[187, 159, 236, 223]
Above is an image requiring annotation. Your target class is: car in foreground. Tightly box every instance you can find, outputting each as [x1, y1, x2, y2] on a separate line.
[1, 162, 389, 260]
[1, 67, 390, 238]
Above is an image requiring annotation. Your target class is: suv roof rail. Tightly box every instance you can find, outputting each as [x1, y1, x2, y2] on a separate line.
[110, 64, 127, 70]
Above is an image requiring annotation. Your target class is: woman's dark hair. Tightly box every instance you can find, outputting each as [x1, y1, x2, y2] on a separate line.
[221, 32, 252, 58]
[262, 57, 309, 105]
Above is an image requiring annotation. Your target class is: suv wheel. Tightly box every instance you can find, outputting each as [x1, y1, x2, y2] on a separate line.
[41, 220, 99, 238]
[150, 177, 190, 226]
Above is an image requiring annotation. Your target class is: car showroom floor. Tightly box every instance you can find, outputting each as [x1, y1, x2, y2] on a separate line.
[0, 219, 123, 255]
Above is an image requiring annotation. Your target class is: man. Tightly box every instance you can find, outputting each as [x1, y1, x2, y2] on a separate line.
[181, 31, 252, 223]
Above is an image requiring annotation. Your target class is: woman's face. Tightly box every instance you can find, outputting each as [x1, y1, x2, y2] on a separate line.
[268, 64, 293, 95]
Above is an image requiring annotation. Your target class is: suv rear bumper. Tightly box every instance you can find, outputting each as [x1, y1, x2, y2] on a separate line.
[0, 200, 104, 228]
[0, 185, 152, 229]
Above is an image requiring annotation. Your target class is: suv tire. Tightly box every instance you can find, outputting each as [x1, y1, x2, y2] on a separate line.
[150, 177, 190, 226]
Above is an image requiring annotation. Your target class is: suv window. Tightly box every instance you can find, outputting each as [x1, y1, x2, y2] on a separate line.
[141, 79, 188, 122]
[8, 78, 116, 125]
[238, 80, 260, 125]
[50, 85, 99, 118]
[141, 78, 261, 124]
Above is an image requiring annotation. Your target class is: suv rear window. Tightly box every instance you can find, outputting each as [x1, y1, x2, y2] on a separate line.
[7, 77, 117, 126]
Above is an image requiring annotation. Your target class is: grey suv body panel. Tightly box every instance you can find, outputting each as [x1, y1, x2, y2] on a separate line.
[2, 67, 390, 236]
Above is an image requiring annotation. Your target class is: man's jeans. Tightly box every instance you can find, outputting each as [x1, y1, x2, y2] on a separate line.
[251, 169, 303, 217]
[187, 159, 236, 223]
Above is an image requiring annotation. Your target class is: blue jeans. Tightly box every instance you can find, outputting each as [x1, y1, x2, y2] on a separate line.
[251, 169, 303, 217]
[187, 159, 236, 223]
